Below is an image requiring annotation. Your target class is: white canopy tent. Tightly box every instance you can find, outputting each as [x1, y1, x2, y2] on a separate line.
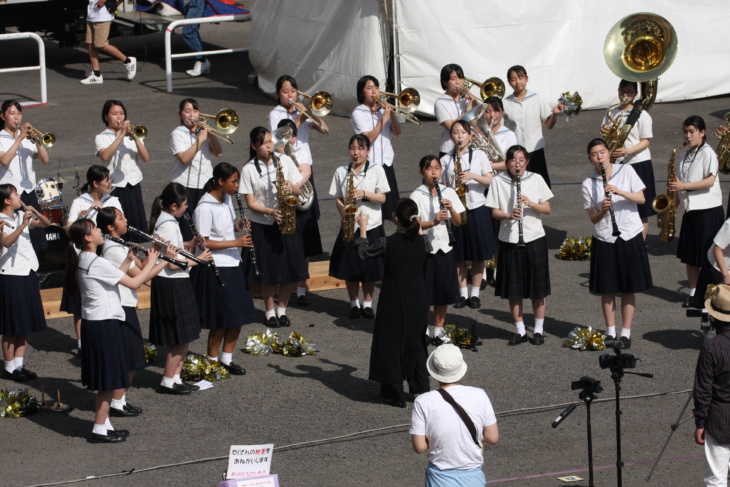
[249, 0, 730, 117]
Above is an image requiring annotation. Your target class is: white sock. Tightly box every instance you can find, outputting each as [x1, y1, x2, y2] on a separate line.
[173, 374, 183, 385]
[297, 287, 307, 297]
[121, 394, 127, 406]
[483, 268, 487, 279]
[351, 299, 360, 308]
[276, 306, 287, 318]
[607, 326, 616, 337]
[5, 360, 15, 373]
[14, 356, 23, 370]
[470, 287, 480, 299]
[427, 325, 435, 338]
[77, 339, 82, 350]
[459, 287, 468, 299]
[265, 308, 276, 320]
[363, 300, 373, 309]
[92, 423, 107, 435]
[515, 321, 526, 336]
[104, 418, 114, 431]
[534, 318, 544, 335]
[161, 376, 176, 388]
[621, 328, 631, 339]
[689, 288, 696, 297]
[220, 352, 233, 366]
[111, 398, 124, 409]
[208, 355, 219, 362]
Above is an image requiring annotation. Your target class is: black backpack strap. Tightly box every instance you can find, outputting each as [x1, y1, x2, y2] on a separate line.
[436, 388, 481, 446]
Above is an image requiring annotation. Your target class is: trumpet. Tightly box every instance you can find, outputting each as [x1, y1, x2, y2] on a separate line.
[293, 90, 332, 134]
[125, 225, 212, 267]
[25, 125, 55, 148]
[124, 123, 147, 140]
[193, 108, 239, 144]
[460, 77, 505, 102]
[375, 88, 422, 126]
[103, 234, 188, 270]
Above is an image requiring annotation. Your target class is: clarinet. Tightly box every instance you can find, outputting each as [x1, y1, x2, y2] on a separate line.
[102, 234, 189, 269]
[125, 225, 211, 267]
[234, 193, 262, 278]
[432, 178, 455, 247]
[516, 172, 526, 248]
[181, 213, 225, 287]
[599, 164, 622, 237]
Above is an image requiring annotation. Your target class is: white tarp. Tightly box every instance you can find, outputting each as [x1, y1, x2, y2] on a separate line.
[250, 0, 730, 117]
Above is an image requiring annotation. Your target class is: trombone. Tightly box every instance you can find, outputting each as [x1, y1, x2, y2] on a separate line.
[25, 125, 55, 148]
[294, 90, 333, 134]
[193, 108, 239, 144]
[375, 88, 422, 126]
[460, 77, 505, 102]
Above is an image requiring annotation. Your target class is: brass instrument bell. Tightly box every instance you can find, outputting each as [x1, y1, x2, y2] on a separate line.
[463, 77, 505, 101]
[26, 126, 55, 148]
[298, 90, 333, 117]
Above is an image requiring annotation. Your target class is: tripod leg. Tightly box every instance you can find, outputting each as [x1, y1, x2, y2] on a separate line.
[644, 390, 694, 482]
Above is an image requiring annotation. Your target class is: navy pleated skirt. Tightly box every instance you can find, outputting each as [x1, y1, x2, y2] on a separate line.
[120, 307, 146, 372]
[112, 183, 148, 243]
[245, 222, 309, 285]
[453, 205, 497, 262]
[329, 226, 385, 283]
[590, 233, 653, 295]
[81, 318, 130, 392]
[381, 164, 399, 222]
[60, 285, 82, 316]
[495, 237, 551, 300]
[296, 206, 323, 258]
[0, 272, 47, 335]
[178, 187, 206, 241]
[529, 148, 551, 188]
[191, 263, 256, 330]
[677, 206, 725, 267]
[424, 250, 460, 306]
[630, 160, 657, 218]
[149, 276, 200, 346]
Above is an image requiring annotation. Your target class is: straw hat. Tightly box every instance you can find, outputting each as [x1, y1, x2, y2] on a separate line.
[705, 284, 730, 322]
[426, 344, 467, 383]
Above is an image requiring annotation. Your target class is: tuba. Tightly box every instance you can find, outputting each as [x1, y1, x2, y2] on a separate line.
[274, 127, 315, 211]
[342, 169, 357, 242]
[652, 142, 686, 244]
[274, 153, 298, 235]
[716, 113, 730, 174]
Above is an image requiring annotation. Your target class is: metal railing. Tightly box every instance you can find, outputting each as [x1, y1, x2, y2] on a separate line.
[164, 13, 250, 92]
[0, 32, 47, 105]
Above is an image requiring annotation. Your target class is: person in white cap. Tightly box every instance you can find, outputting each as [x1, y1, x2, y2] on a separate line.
[410, 344, 499, 486]
[694, 284, 730, 486]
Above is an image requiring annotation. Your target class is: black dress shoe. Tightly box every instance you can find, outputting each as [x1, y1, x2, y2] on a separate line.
[18, 367, 37, 380]
[222, 362, 246, 376]
[265, 316, 280, 328]
[90, 432, 125, 443]
[605, 334, 616, 341]
[531, 333, 545, 345]
[2, 369, 29, 382]
[123, 403, 142, 414]
[508, 333, 529, 346]
[467, 296, 481, 309]
[619, 336, 632, 349]
[362, 307, 375, 319]
[183, 381, 200, 392]
[158, 383, 191, 395]
[453, 297, 467, 309]
[480, 278, 488, 290]
[682, 297, 693, 308]
[349, 306, 362, 319]
[278, 315, 291, 327]
[108, 429, 130, 438]
[386, 399, 407, 408]
[110, 405, 140, 417]
[297, 295, 309, 307]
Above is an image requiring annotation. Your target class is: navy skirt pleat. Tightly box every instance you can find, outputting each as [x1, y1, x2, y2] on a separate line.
[120, 307, 146, 372]
[0, 272, 47, 335]
[149, 276, 201, 346]
[191, 263, 256, 329]
[329, 226, 385, 282]
[424, 250, 460, 306]
[495, 237, 551, 300]
[112, 183, 148, 243]
[81, 319, 130, 392]
[454, 205, 497, 262]
[677, 206, 725, 267]
[590, 233, 653, 294]
[245, 222, 309, 285]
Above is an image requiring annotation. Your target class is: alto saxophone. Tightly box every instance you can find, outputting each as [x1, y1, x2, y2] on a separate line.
[454, 147, 468, 224]
[342, 169, 357, 242]
[652, 142, 686, 244]
[275, 154, 298, 235]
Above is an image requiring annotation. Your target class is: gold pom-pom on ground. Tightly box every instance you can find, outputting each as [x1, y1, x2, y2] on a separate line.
[143, 342, 157, 364]
[244, 329, 318, 357]
[563, 326, 606, 351]
[0, 389, 38, 418]
[558, 236, 592, 261]
[181, 352, 231, 382]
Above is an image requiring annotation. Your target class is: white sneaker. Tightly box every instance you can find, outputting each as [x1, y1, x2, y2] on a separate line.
[186, 59, 211, 77]
[125, 57, 137, 80]
[80, 73, 103, 85]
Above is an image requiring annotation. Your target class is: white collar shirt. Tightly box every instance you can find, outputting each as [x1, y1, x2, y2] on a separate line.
[101, 240, 138, 307]
[329, 162, 389, 231]
[239, 154, 302, 226]
[0, 211, 39, 275]
[440, 149, 492, 210]
[709, 219, 730, 274]
[582, 164, 645, 243]
[267, 105, 313, 164]
[492, 124, 517, 158]
[68, 193, 123, 225]
[169, 125, 213, 189]
[503, 91, 553, 152]
[77, 252, 125, 321]
[351, 105, 394, 167]
[193, 192, 240, 267]
[410, 184, 465, 253]
[601, 108, 653, 164]
[485, 172, 553, 243]
[434, 94, 468, 154]
[154, 212, 190, 278]
[95, 129, 144, 187]
[677, 143, 723, 212]
[0, 129, 39, 193]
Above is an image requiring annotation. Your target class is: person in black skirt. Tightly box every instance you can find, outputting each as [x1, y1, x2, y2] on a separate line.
[486, 146, 553, 346]
[98, 207, 168, 412]
[192, 163, 256, 376]
[149, 182, 211, 393]
[409, 156, 464, 344]
[241, 127, 309, 328]
[328, 134, 389, 319]
[275, 119, 323, 306]
[355, 199, 430, 407]
[581, 138, 652, 349]
[440, 120, 495, 310]
[65, 218, 159, 443]
[0, 183, 50, 382]
[95, 99, 149, 243]
[669, 116, 724, 308]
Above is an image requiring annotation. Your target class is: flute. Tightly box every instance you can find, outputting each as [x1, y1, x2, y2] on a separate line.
[103, 234, 188, 269]
[181, 213, 225, 287]
[599, 164, 622, 237]
[515, 172, 526, 248]
[432, 178, 455, 247]
[125, 225, 211, 267]
[234, 193, 262, 278]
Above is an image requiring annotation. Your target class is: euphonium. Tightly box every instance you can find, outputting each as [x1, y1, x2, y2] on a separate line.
[454, 147, 468, 225]
[717, 113, 730, 174]
[275, 154, 298, 235]
[653, 142, 686, 244]
[342, 169, 357, 242]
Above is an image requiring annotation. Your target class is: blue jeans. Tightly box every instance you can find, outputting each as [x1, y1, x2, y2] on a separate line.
[183, 0, 205, 60]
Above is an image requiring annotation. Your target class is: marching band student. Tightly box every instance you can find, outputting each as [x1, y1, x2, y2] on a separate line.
[486, 146, 553, 346]
[669, 116, 724, 309]
[440, 120, 494, 310]
[62, 165, 123, 351]
[275, 119, 323, 306]
[170, 98, 223, 240]
[0, 184, 50, 382]
[0, 99, 50, 250]
[329, 134, 389, 319]
[351, 75, 401, 221]
[97, 207, 168, 411]
[95, 99, 149, 243]
[693, 216, 730, 310]
[482, 96, 516, 173]
[149, 183, 211, 394]
[601, 80, 655, 240]
[581, 138, 652, 349]
[241, 127, 309, 328]
[193, 162, 256, 375]
[65, 219, 159, 443]
[502, 65, 563, 188]
[409, 156, 463, 344]
[434, 64, 477, 159]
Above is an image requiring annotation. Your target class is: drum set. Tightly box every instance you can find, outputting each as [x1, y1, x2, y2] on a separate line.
[32, 177, 70, 287]
[34, 178, 68, 227]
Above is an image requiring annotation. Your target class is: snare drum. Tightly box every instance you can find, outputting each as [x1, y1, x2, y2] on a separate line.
[41, 205, 68, 225]
[35, 178, 63, 208]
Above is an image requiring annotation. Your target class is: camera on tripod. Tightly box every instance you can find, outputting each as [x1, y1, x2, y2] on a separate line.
[686, 307, 709, 322]
[599, 347, 637, 370]
[571, 376, 603, 394]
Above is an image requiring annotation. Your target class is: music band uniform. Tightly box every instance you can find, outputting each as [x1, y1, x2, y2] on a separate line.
[434, 94, 468, 158]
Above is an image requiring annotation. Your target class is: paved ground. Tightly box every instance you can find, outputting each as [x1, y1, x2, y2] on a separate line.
[1, 13, 729, 487]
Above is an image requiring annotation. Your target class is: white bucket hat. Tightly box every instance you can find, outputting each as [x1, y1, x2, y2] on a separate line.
[426, 344, 467, 383]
